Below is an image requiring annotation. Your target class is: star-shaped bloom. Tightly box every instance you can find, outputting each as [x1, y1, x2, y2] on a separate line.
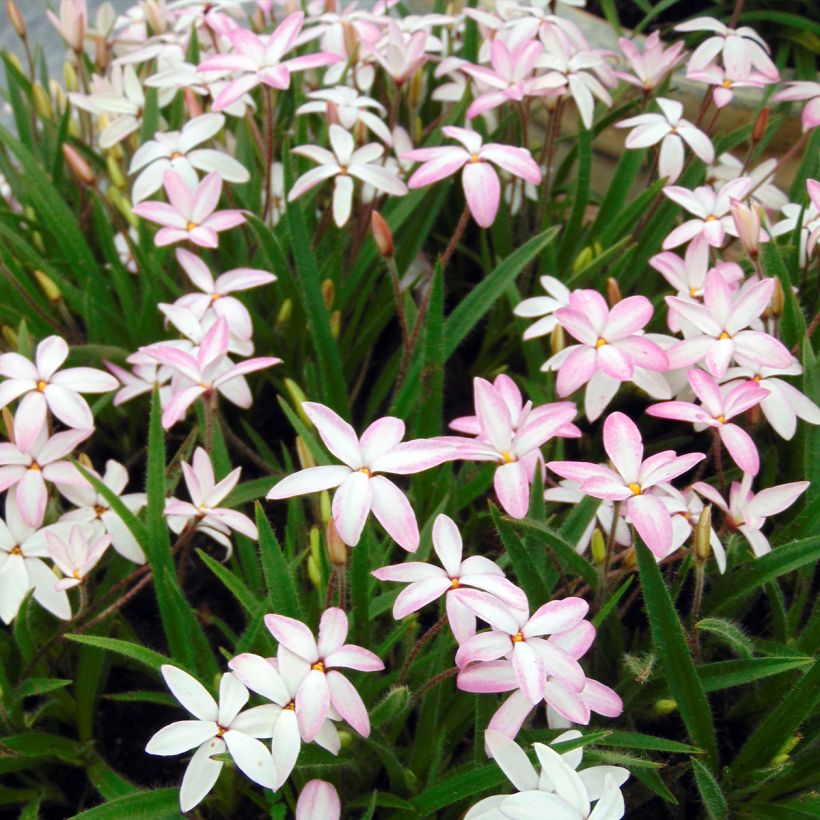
[46, 525, 110, 592]
[615, 31, 684, 92]
[165, 447, 257, 555]
[267, 403, 453, 551]
[771, 179, 820, 265]
[687, 63, 774, 109]
[197, 12, 342, 111]
[105, 357, 174, 408]
[0, 335, 118, 450]
[366, 20, 428, 85]
[664, 270, 793, 377]
[773, 81, 820, 131]
[403, 126, 542, 228]
[296, 86, 392, 145]
[372, 513, 527, 642]
[513, 276, 571, 341]
[694, 474, 809, 557]
[289, 125, 408, 227]
[548, 412, 705, 558]
[264, 609, 384, 742]
[616, 98, 713, 182]
[707, 153, 788, 212]
[145, 666, 277, 813]
[132, 170, 246, 249]
[129, 114, 250, 203]
[647, 368, 769, 475]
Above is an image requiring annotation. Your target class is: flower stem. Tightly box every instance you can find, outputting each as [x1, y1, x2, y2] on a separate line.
[262, 87, 276, 222]
[399, 613, 448, 684]
[411, 666, 458, 702]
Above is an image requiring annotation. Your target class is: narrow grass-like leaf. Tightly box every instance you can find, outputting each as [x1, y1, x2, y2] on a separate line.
[696, 618, 754, 658]
[70, 788, 181, 819]
[196, 549, 260, 618]
[692, 758, 728, 820]
[490, 504, 547, 605]
[256, 504, 302, 620]
[64, 635, 170, 673]
[513, 517, 598, 588]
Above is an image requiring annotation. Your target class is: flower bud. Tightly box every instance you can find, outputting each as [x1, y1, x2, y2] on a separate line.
[63, 60, 78, 92]
[321, 278, 335, 310]
[109, 187, 137, 227]
[307, 554, 321, 588]
[338, 729, 353, 749]
[50, 79, 67, 115]
[184, 87, 203, 119]
[752, 107, 769, 144]
[283, 378, 309, 422]
[769, 277, 785, 318]
[295, 435, 315, 471]
[325, 99, 340, 128]
[94, 34, 109, 72]
[771, 735, 800, 766]
[622, 547, 637, 571]
[106, 154, 126, 188]
[5, 51, 22, 73]
[34, 271, 62, 302]
[1, 326, 17, 349]
[78, 452, 93, 468]
[6, 1, 26, 39]
[276, 297, 293, 328]
[694, 505, 712, 563]
[606, 277, 621, 306]
[371, 211, 394, 258]
[730, 198, 764, 259]
[2, 407, 14, 442]
[654, 698, 677, 715]
[63, 144, 94, 186]
[370, 685, 410, 728]
[342, 21, 358, 61]
[320, 491, 331, 524]
[330, 309, 341, 339]
[326, 519, 347, 566]
[573, 245, 594, 272]
[144, 0, 166, 35]
[309, 526, 321, 561]
[33, 83, 54, 120]
[409, 69, 424, 108]
[591, 528, 606, 565]
[550, 323, 565, 357]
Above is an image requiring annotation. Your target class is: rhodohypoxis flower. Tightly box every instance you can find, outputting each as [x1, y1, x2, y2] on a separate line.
[662, 177, 751, 248]
[460, 39, 563, 119]
[145, 317, 280, 428]
[296, 86, 392, 145]
[548, 412, 705, 558]
[173, 249, 276, 344]
[105, 357, 173, 407]
[57, 459, 147, 564]
[722, 359, 820, 440]
[455, 592, 590, 705]
[647, 368, 768, 475]
[546, 290, 669, 422]
[367, 21, 428, 85]
[289, 125, 408, 227]
[665, 271, 793, 377]
[372, 513, 527, 642]
[694, 474, 809, 557]
[446, 376, 578, 518]
[197, 12, 342, 111]
[403, 126, 542, 228]
[267, 403, 453, 550]
[0, 496, 72, 623]
[771, 180, 820, 265]
[687, 63, 774, 109]
[466, 730, 629, 820]
[0, 336, 118, 450]
[45, 525, 110, 591]
[129, 114, 249, 203]
[675, 17, 779, 81]
[165, 447, 257, 554]
[615, 31, 684, 92]
[264, 609, 383, 741]
[228, 650, 343, 788]
[133, 170, 246, 249]
[773, 81, 820, 131]
[145, 666, 277, 812]
[708, 153, 788, 212]
[514, 275, 571, 340]
[616, 98, 713, 182]
[47, 0, 87, 51]
[296, 781, 341, 820]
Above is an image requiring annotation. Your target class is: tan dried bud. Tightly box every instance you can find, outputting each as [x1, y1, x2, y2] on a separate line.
[295, 435, 315, 471]
[326, 99, 340, 127]
[94, 34, 109, 72]
[1, 407, 15, 443]
[33, 83, 54, 120]
[7, 1, 26, 39]
[590, 528, 606, 565]
[321, 278, 335, 310]
[342, 20, 358, 59]
[550, 323, 565, 357]
[622, 546, 637, 571]
[606, 277, 622, 306]
[694, 504, 712, 563]
[769, 277, 785, 318]
[371, 211, 394, 258]
[409, 69, 424, 108]
[78, 452, 93, 468]
[144, 0, 166, 35]
[63, 143, 95, 186]
[752, 107, 769, 144]
[326, 519, 347, 566]
[34, 270, 62, 301]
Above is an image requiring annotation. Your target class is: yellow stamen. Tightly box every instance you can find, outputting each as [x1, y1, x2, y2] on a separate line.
[689, 288, 698, 297]
[450, 577, 460, 590]
[10, 545, 21, 555]
[210, 293, 222, 302]
[186, 221, 197, 232]
[511, 631, 525, 643]
[30, 462, 41, 472]
[170, 151, 184, 160]
[94, 505, 106, 518]
[705, 215, 718, 222]
[722, 80, 732, 88]
[339, 165, 348, 174]
[311, 661, 325, 673]
[285, 701, 296, 711]
[628, 482, 641, 496]
[718, 331, 731, 340]
[501, 451, 515, 463]
[215, 725, 227, 737]
[72, 569, 81, 580]
[358, 467, 372, 477]
[470, 153, 481, 163]
[595, 338, 607, 349]
[36, 379, 47, 392]
[716, 415, 726, 424]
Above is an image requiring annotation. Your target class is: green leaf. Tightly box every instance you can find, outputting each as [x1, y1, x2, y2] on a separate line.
[592, 577, 634, 628]
[87, 758, 141, 800]
[415, 262, 444, 439]
[692, 758, 729, 819]
[256, 503, 302, 620]
[410, 762, 506, 813]
[13, 678, 72, 700]
[0, 731, 83, 767]
[696, 618, 754, 658]
[760, 241, 806, 349]
[490, 504, 547, 605]
[64, 635, 170, 673]
[557, 126, 591, 268]
[512, 517, 598, 589]
[636, 542, 718, 769]
[601, 731, 701, 755]
[70, 788, 181, 819]
[196, 549, 259, 617]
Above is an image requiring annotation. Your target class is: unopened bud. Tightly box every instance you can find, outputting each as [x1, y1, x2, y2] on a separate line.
[6, 1, 26, 39]
[769, 277, 785, 318]
[622, 547, 637, 571]
[78, 452, 93, 468]
[694, 505, 712, 562]
[370, 685, 410, 728]
[34, 271, 62, 302]
[144, 0, 165, 35]
[338, 729, 353, 748]
[325, 99, 340, 127]
[330, 309, 341, 339]
[655, 698, 677, 715]
[321, 278, 335, 310]
[342, 21, 358, 60]
[1, 326, 17, 348]
[573, 245, 594, 273]
[309, 526, 321, 561]
[5, 51, 22, 73]
[774, 735, 800, 762]
[1, 407, 14, 442]
[730, 198, 763, 259]
[94, 34, 109, 72]
[550, 323, 565, 357]
[295, 435, 315, 470]
[307, 554, 321, 588]
[109, 187, 137, 227]
[50, 79, 67, 114]
[371, 211, 394, 258]
[590, 528, 606, 565]
[283, 379, 309, 423]
[106, 154, 125, 188]
[33, 84, 54, 120]
[752, 107, 769, 144]
[606, 277, 621, 306]
[409, 69, 423, 108]
[326, 519, 347, 566]
[63, 144, 94, 186]
[320, 490, 331, 524]
[64, 60, 78, 92]
[276, 297, 293, 328]
[184, 87, 203, 119]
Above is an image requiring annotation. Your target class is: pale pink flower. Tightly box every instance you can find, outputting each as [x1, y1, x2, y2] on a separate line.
[664, 271, 793, 377]
[367, 20, 428, 85]
[460, 39, 564, 120]
[688, 63, 774, 109]
[105, 358, 173, 407]
[296, 86, 392, 145]
[296, 780, 341, 820]
[0, 496, 72, 623]
[197, 12, 342, 111]
[133, 170, 246, 249]
[707, 154, 788, 213]
[145, 667, 277, 812]
[444, 375, 578, 519]
[0, 420, 91, 528]
[46, 525, 110, 591]
[165, 447, 257, 555]
[771, 181, 820, 265]
[675, 17, 779, 82]
[289, 125, 408, 227]
[372, 513, 527, 642]
[47, 0, 87, 51]
[267, 403, 453, 551]
[773, 81, 820, 131]
[729, 198, 768, 257]
[403, 126, 541, 228]
[264, 608, 384, 742]
[615, 31, 684, 92]
[546, 290, 669, 422]
[158, 302, 252, 358]
[694, 474, 809, 557]
[722, 359, 820, 440]
[647, 368, 768, 475]
[514, 275, 571, 340]
[616, 98, 713, 183]
[57, 459, 147, 564]
[548, 412, 705, 558]
[228, 650, 342, 788]
[0, 336, 118, 450]
[662, 177, 752, 248]
[144, 318, 280, 429]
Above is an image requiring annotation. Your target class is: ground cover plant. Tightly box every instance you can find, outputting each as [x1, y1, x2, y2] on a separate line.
[0, 0, 818, 817]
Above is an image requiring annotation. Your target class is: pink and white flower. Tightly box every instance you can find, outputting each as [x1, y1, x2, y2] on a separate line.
[548, 412, 705, 558]
[45, 525, 110, 591]
[296, 780, 341, 820]
[267, 403, 453, 551]
[513, 275, 571, 341]
[771, 180, 820, 265]
[773, 81, 820, 132]
[687, 63, 774, 109]
[403, 126, 542, 228]
[615, 31, 684, 92]
[296, 86, 392, 145]
[47, 0, 87, 52]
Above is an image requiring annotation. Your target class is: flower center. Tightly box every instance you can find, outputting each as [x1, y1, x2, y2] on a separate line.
[716, 415, 726, 424]
[29, 461, 42, 472]
[718, 331, 731, 340]
[511, 631, 525, 643]
[186, 221, 197, 232]
[689, 287, 698, 297]
[449, 577, 460, 589]
[170, 151, 184, 160]
[215, 724, 227, 737]
[500, 451, 515, 463]
[10, 545, 21, 556]
[358, 467, 371, 477]
[705, 215, 718, 222]
[72, 569, 82, 580]
[628, 482, 641, 496]
[311, 661, 325, 673]
[722, 79, 732, 88]
[210, 292, 222, 302]
[595, 337, 607, 349]
[94, 505, 106, 518]
[285, 700, 296, 710]
[36, 379, 48, 392]
[339, 165, 348, 175]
